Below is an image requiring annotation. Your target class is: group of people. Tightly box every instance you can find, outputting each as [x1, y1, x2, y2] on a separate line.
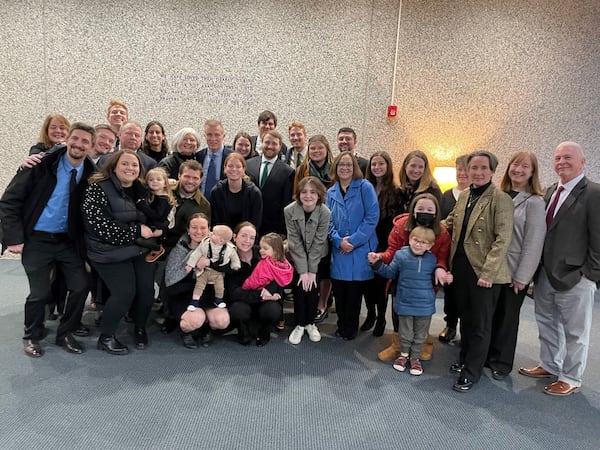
[0, 100, 598, 398]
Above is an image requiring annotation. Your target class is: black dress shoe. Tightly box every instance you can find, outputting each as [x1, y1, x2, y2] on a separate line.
[72, 325, 90, 337]
[57, 334, 85, 354]
[372, 318, 386, 337]
[134, 327, 148, 350]
[23, 339, 43, 358]
[449, 363, 464, 374]
[439, 326, 457, 343]
[492, 369, 508, 380]
[256, 337, 270, 347]
[453, 377, 474, 392]
[181, 332, 198, 349]
[360, 312, 376, 331]
[343, 332, 357, 341]
[97, 334, 129, 355]
[314, 309, 329, 324]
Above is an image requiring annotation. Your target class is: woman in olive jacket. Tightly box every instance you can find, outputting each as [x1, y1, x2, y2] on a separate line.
[444, 151, 514, 392]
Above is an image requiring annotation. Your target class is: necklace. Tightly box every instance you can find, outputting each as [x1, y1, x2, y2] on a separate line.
[466, 191, 482, 209]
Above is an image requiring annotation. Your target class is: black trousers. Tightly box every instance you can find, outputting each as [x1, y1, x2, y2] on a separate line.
[292, 272, 319, 326]
[229, 300, 282, 341]
[93, 255, 155, 336]
[487, 283, 528, 374]
[442, 283, 459, 328]
[331, 279, 365, 338]
[21, 233, 88, 342]
[363, 274, 389, 319]
[453, 253, 502, 382]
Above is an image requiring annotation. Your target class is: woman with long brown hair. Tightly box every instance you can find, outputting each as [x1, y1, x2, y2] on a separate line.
[362, 151, 402, 336]
[486, 151, 545, 380]
[82, 150, 157, 355]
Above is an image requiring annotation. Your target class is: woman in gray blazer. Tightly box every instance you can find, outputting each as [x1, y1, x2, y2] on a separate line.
[284, 177, 331, 345]
[487, 151, 546, 379]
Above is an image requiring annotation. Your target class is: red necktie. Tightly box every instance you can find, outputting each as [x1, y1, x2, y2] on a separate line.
[545, 185, 564, 228]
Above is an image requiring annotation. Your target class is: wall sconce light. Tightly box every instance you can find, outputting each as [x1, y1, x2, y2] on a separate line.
[433, 166, 456, 193]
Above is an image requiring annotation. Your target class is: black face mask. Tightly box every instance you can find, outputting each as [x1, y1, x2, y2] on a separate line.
[415, 212, 436, 227]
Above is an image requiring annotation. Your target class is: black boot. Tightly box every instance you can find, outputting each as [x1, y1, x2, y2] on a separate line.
[360, 307, 376, 331]
[194, 323, 213, 347]
[372, 300, 388, 336]
[181, 331, 198, 349]
[237, 322, 251, 346]
[373, 317, 386, 337]
[97, 334, 129, 355]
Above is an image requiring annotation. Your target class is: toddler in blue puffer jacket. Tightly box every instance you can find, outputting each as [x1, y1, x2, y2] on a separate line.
[369, 226, 453, 376]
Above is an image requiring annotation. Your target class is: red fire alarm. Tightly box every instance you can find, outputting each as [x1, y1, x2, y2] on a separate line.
[387, 105, 398, 118]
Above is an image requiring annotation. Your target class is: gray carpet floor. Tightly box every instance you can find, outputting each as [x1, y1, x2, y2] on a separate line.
[0, 259, 598, 449]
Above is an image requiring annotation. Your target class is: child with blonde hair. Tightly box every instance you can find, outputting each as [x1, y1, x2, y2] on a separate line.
[370, 226, 452, 375]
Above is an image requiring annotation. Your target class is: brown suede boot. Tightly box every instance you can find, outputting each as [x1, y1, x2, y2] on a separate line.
[420, 334, 434, 361]
[378, 333, 401, 362]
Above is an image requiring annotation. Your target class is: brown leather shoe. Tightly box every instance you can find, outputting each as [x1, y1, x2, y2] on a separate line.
[23, 339, 43, 358]
[518, 365, 556, 379]
[544, 380, 580, 396]
[145, 246, 165, 263]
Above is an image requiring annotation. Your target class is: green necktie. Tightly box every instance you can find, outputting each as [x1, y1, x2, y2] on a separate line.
[260, 161, 270, 188]
[296, 152, 303, 168]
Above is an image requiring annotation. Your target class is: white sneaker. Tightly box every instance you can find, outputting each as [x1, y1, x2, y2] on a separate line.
[305, 324, 321, 342]
[288, 326, 305, 345]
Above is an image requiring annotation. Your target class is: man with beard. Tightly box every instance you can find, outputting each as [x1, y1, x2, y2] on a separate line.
[247, 130, 294, 236]
[158, 159, 211, 334]
[284, 121, 307, 170]
[0, 123, 97, 357]
[336, 127, 368, 176]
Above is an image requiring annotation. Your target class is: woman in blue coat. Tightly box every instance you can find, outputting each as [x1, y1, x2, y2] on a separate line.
[326, 152, 379, 340]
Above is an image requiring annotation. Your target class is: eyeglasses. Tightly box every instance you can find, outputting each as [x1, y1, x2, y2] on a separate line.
[338, 163, 353, 168]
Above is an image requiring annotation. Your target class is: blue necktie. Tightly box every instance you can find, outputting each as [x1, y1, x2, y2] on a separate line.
[204, 154, 218, 199]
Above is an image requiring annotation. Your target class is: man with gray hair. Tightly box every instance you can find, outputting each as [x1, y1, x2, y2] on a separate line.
[519, 141, 600, 396]
[196, 119, 232, 200]
[98, 121, 156, 171]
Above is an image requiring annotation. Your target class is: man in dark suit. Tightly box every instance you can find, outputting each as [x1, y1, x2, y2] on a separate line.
[283, 121, 307, 170]
[196, 119, 232, 200]
[246, 130, 294, 236]
[336, 127, 368, 176]
[519, 141, 600, 396]
[250, 110, 287, 158]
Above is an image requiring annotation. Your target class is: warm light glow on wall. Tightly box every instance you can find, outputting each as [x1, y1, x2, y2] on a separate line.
[433, 166, 456, 192]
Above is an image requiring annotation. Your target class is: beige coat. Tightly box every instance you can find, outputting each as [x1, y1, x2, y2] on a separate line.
[445, 183, 514, 284]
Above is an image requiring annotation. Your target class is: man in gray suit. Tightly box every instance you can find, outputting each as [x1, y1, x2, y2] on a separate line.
[246, 130, 294, 237]
[519, 141, 600, 396]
